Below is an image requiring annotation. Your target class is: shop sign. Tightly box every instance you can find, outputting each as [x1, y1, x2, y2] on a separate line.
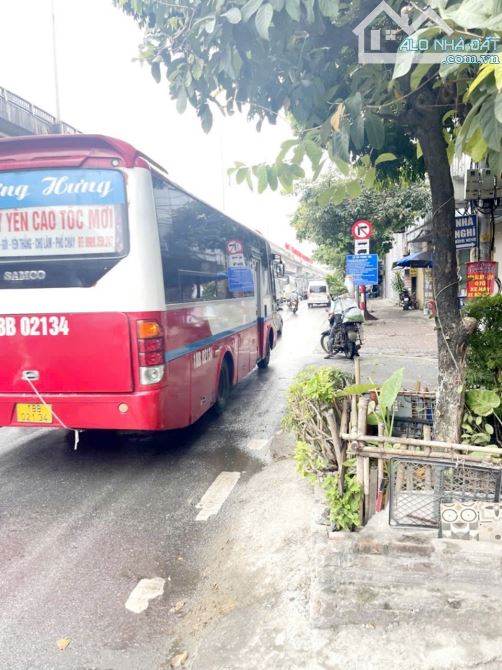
[455, 214, 478, 249]
[466, 261, 498, 298]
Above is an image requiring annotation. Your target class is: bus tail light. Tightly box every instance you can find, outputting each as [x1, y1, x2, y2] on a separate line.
[138, 337, 163, 353]
[136, 320, 165, 385]
[137, 320, 162, 339]
[139, 365, 165, 385]
[139, 351, 164, 366]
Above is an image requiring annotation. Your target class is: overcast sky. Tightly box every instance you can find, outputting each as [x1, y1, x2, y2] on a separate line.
[0, 0, 314, 254]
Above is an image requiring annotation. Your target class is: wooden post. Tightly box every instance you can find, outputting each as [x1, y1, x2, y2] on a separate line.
[423, 422, 433, 490]
[350, 395, 358, 434]
[346, 446, 501, 465]
[339, 433, 502, 456]
[377, 458, 384, 490]
[341, 398, 349, 436]
[356, 455, 364, 526]
[357, 397, 369, 437]
[356, 455, 364, 484]
[363, 456, 370, 521]
[368, 465, 379, 519]
[377, 422, 385, 489]
[326, 409, 345, 494]
[354, 355, 361, 384]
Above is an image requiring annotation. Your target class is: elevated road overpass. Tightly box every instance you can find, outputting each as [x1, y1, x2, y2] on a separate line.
[0, 87, 77, 137]
[269, 240, 326, 297]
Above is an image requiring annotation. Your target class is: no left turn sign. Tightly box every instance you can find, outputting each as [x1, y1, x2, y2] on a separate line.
[351, 219, 373, 240]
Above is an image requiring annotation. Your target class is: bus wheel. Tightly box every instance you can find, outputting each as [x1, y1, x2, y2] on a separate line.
[214, 360, 231, 414]
[257, 344, 270, 369]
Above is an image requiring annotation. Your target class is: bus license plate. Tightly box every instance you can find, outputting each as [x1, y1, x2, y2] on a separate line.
[16, 403, 53, 424]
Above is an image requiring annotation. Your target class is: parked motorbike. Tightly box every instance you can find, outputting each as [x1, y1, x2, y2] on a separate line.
[287, 293, 299, 314]
[320, 298, 364, 359]
[399, 288, 416, 311]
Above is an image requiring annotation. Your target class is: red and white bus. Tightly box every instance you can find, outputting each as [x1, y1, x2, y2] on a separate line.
[0, 134, 282, 431]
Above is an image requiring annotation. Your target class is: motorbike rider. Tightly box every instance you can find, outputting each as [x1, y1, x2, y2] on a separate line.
[324, 293, 342, 358]
[288, 288, 299, 309]
[324, 293, 360, 358]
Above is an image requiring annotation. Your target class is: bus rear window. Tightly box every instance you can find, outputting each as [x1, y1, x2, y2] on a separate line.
[0, 168, 127, 258]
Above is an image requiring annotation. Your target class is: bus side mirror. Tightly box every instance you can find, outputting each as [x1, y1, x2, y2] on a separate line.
[275, 262, 285, 278]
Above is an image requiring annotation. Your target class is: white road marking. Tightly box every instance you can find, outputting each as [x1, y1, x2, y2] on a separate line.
[246, 438, 269, 451]
[125, 577, 165, 614]
[195, 471, 241, 521]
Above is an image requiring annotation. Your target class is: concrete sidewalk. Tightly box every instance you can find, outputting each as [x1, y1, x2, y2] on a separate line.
[310, 493, 502, 670]
[363, 298, 437, 358]
[308, 303, 502, 668]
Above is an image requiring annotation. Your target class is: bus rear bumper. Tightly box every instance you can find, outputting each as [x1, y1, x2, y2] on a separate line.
[0, 388, 176, 431]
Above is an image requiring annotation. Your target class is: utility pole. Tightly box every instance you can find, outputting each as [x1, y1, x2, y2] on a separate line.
[50, 0, 62, 133]
[219, 126, 226, 212]
[478, 212, 493, 261]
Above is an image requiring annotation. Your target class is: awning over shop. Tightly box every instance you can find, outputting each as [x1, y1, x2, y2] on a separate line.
[393, 251, 432, 268]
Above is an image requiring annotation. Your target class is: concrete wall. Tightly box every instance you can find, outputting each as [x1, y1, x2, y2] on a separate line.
[383, 231, 406, 302]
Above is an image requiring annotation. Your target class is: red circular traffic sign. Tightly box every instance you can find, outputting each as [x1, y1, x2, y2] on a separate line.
[351, 220, 373, 240]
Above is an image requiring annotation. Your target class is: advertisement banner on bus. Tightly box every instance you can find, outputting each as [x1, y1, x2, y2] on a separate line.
[0, 169, 126, 257]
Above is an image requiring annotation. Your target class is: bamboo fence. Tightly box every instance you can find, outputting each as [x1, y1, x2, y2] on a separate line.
[335, 357, 502, 524]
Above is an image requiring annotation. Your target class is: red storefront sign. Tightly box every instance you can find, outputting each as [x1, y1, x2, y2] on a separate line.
[466, 261, 498, 299]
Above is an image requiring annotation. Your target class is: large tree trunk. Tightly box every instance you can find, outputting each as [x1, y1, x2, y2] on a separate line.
[412, 100, 476, 442]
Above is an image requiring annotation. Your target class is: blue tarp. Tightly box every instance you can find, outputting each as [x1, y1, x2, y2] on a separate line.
[393, 251, 432, 268]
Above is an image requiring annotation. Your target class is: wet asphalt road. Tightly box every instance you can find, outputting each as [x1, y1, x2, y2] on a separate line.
[0, 303, 437, 669]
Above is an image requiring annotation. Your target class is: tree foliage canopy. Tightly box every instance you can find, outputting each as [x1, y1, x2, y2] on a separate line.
[116, 0, 502, 193]
[292, 177, 431, 265]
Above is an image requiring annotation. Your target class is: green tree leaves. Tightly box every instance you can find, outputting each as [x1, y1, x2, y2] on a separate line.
[318, 0, 339, 19]
[463, 295, 502, 390]
[255, 2, 273, 38]
[465, 389, 501, 417]
[379, 368, 403, 412]
[119, 0, 500, 192]
[221, 7, 242, 23]
[374, 153, 397, 166]
[118, 0, 433, 196]
[252, 164, 269, 192]
[151, 60, 161, 83]
[285, 0, 300, 21]
[241, 0, 264, 21]
[304, 139, 322, 166]
[227, 134, 321, 193]
[176, 86, 187, 114]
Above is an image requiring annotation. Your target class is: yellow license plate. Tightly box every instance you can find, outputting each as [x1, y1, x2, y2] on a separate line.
[16, 403, 53, 424]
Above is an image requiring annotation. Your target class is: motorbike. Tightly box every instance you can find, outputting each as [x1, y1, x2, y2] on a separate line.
[320, 298, 364, 359]
[399, 288, 416, 311]
[287, 293, 299, 314]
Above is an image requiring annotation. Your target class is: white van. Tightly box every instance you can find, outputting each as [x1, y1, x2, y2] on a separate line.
[307, 280, 330, 308]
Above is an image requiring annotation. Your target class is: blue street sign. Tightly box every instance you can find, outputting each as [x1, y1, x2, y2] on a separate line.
[346, 254, 379, 285]
[455, 214, 478, 249]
